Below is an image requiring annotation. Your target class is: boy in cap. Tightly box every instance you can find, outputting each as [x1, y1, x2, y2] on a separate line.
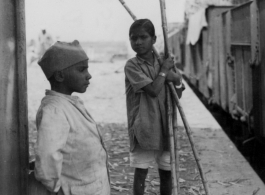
[34, 40, 110, 195]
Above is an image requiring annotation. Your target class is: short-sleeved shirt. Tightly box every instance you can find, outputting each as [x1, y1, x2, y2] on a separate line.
[124, 55, 169, 152]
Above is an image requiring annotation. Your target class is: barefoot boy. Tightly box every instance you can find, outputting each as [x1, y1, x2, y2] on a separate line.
[34, 40, 110, 195]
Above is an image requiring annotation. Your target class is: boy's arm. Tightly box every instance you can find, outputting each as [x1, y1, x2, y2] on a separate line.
[34, 106, 70, 193]
[142, 58, 175, 97]
[125, 58, 175, 97]
[125, 61, 153, 93]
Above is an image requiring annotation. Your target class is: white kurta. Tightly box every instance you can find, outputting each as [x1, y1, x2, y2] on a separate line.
[34, 90, 110, 195]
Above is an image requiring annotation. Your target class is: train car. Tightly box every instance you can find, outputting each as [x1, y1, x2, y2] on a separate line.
[168, 0, 261, 137]
[172, 0, 265, 157]
[168, 0, 265, 177]
[184, 6, 233, 100]
[178, 1, 261, 135]
[230, 1, 259, 126]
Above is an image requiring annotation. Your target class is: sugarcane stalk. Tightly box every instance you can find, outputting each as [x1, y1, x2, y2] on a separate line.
[158, 0, 210, 194]
[169, 84, 210, 195]
[159, 0, 170, 59]
[158, 0, 179, 73]
[118, 0, 137, 21]
[172, 99, 180, 192]
[166, 85, 178, 195]
[159, 1, 179, 194]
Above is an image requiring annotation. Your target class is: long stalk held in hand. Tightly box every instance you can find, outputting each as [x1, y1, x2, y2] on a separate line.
[159, 1, 180, 194]
[166, 86, 178, 194]
[118, 0, 137, 21]
[159, 1, 210, 194]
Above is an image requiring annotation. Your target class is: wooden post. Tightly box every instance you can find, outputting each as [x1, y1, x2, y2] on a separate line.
[0, 0, 28, 194]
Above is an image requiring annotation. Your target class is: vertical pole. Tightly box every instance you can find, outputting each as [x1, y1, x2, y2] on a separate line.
[0, 0, 28, 194]
[166, 86, 178, 195]
[172, 102, 180, 192]
[159, 0, 170, 58]
[16, 0, 29, 194]
[159, 0, 179, 194]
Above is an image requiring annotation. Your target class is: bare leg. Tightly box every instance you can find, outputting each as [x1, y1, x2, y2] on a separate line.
[159, 169, 172, 195]
[133, 168, 148, 195]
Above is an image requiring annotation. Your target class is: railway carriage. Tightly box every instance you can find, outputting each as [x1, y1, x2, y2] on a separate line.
[173, 0, 265, 163]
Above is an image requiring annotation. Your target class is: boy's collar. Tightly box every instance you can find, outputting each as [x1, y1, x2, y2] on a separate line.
[136, 53, 158, 66]
[45, 90, 83, 104]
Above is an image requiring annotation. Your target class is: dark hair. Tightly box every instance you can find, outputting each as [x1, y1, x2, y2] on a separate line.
[129, 19, 155, 37]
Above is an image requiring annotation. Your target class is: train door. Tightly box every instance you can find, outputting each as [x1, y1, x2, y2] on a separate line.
[230, 0, 259, 129]
[216, 14, 229, 111]
[204, 6, 233, 104]
[223, 11, 232, 112]
[212, 14, 221, 106]
[222, 10, 236, 115]
[212, 14, 229, 109]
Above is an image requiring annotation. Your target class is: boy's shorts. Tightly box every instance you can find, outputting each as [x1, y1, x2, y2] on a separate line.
[130, 144, 171, 171]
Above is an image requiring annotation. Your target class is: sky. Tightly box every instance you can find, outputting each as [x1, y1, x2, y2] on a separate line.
[25, 0, 186, 43]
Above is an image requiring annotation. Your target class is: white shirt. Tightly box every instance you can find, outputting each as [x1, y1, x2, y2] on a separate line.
[34, 90, 110, 195]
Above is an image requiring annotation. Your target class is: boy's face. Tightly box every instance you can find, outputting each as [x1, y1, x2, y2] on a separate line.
[63, 60, 91, 94]
[130, 27, 156, 56]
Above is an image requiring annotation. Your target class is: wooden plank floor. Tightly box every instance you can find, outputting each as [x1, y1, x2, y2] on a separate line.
[178, 80, 265, 194]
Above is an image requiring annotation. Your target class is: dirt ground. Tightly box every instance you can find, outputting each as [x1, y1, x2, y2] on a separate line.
[27, 60, 206, 195]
